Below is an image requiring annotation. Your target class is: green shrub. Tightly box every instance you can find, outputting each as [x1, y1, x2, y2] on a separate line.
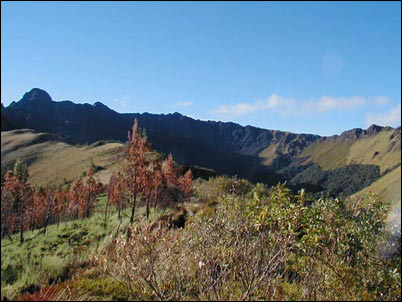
[104, 180, 400, 301]
[71, 277, 131, 301]
[194, 175, 253, 202]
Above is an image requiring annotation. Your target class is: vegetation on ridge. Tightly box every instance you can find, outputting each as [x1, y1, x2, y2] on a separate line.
[1, 120, 401, 301]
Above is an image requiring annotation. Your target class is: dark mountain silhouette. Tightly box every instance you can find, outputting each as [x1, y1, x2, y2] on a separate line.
[2, 88, 400, 196]
[1, 89, 320, 186]
[1, 102, 19, 131]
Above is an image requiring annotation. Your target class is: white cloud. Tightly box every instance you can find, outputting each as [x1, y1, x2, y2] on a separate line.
[114, 95, 131, 108]
[176, 101, 193, 108]
[257, 94, 296, 111]
[213, 102, 256, 116]
[373, 96, 391, 106]
[118, 99, 130, 107]
[212, 94, 368, 117]
[213, 94, 296, 117]
[304, 96, 366, 113]
[366, 104, 401, 127]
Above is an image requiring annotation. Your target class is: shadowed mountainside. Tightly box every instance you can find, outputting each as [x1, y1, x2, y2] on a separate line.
[2, 88, 400, 199]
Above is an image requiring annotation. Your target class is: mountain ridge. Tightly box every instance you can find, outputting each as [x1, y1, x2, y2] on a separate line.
[2, 88, 400, 200]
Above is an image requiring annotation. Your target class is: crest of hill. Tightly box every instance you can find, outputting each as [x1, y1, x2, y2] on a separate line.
[296, 125, 401, 173]
[2, 88, 400, 200]
[1, 88, 321, 186]
[1, 129, 123, 186]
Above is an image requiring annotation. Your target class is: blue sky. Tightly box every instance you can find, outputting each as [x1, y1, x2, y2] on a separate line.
[1, 1, 401, 136]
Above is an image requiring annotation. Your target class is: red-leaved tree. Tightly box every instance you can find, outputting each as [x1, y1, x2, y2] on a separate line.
[107, 119, 194, 226]
[124, 119, 152, 225]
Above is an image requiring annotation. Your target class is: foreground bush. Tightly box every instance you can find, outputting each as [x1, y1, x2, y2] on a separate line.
[98, 182, 401, 301]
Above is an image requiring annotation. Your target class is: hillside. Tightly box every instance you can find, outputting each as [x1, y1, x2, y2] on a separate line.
[1, 88, 318, 187]
[297, 125, 401, 173]
[265, 125, 401, 199]
[353, 165, 401, 206]
[1, 129, 123, 186]
[2, 88, 401, 199]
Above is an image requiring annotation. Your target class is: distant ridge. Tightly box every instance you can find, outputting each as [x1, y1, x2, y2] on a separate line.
[2, 88, 400, 200]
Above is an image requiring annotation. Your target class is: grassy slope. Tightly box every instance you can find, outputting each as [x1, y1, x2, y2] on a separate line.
[298, 129, 401, 173]
[259, 143, 280, 165]
[1, 177, 400, 301]
[1, 129, 123, 186]
[300, 130, 401, 204]
[346, 130, 401, 173]
[258, 128, 401, 201]
[298, 138, 353, 170]
[352, 165, 401, 206]
[0, 194, 169, 300]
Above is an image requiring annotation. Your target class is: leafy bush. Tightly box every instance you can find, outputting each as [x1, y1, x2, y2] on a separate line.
[100, 180, 401, 301]
[194, 175, 253, 203]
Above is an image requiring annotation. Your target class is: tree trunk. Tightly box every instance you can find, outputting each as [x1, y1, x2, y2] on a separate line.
[146, 200, 150, 220]
[104, 197, 109, 229]
[20, 212, 24, 244]
[43, 210, 51, 235]
[18, 196, 24, 244]
[44, 203, 52, 235]
[127, 194, 137, 240]
[130, 194, 137, 225]
[86, 201, 91, 218]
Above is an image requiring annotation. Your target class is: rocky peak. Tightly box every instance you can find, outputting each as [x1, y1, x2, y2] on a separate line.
[21, 88, 52, 103]
[93, 101, 110, 109]
[366, 124, 383, 135]
[339, 128, 363, 140]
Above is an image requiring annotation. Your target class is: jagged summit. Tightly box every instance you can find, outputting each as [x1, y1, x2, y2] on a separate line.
[21, 88, 52, 103]
[337, 124, 394, 140]
[366, 124, 385, 134]
[1, 89, 400, 201]
[7, 88, 53, 110]
[93, 101, 111, 110]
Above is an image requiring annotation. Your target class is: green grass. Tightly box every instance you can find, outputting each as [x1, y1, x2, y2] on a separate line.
[0, 193, 165, 300]
[2, 178, 401, 301]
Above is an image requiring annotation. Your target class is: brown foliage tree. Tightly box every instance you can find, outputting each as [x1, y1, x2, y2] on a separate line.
[178, 169, 193, 201]
[107, 119, 194, 227]
[2, 171, 32, 243]
[124, 119, 152, 225]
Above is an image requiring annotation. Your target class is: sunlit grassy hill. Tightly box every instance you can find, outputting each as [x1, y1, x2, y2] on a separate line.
[353, 165, 401, 207]
[260, 125, 401, 201]
[1, 129, 123, 186]
[298, 126, 401, 173]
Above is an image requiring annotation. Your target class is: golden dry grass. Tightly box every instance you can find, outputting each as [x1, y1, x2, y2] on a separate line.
[298, 128, 401, 173]
[352, 166, 401, 206]
[1, 129, 123, 186]
[298, 138, 353, 170]
[259, 143, 280, 165]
